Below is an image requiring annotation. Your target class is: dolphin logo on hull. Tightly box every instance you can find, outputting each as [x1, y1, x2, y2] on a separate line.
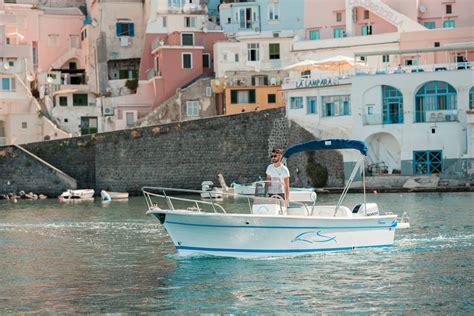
[291, 230, 337, 243]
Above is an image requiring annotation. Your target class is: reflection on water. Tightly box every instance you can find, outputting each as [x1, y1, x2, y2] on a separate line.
[0, 193, 472, 313]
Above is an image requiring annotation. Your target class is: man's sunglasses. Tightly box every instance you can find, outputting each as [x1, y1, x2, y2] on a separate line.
[271, 154, 279, 158]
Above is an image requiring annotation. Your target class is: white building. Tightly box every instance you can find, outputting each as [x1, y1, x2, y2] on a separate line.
[283, 43, 474, 180]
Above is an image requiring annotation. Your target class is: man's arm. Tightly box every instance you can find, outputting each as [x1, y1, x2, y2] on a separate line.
[265, 174, 271, 196]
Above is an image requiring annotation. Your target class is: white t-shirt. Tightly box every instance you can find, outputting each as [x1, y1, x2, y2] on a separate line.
[266, 163, 290, 194]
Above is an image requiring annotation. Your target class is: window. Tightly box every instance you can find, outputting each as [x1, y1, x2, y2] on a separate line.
[80, 117, 98, 135]
[186, 101, 199, 117]
[414, 151, 442, 175]
[309, 30, 320, 40]
[1, 77, 15, 91]
[446, 4, 452, 14]
[181, 33, 194, 46]
[8, 59, 15, 67]
[424, 21, 436, 29]
[367, 105, 374, 115]
[336, 12, 342, 22]
[206, 86, 212, 97]
[126, 112, 134, 127]
[404, 58, 418, 66]
[235, 53, 239, 62]
[382, 55, 390, 63]
[469, 87, 474, 109]
[185, 16, 196, 28]
[6, 37, 10, 45]
[269, 43, 280, 60]
[70, 35, 79, 49]
[415, 81, 457, 122]
[306, 96, 317, 114]
[48, 34, 59, 47]
[118, 70, 138, 80]
[81, 29, 87, 41]
[382, 85, 403, 124]
[268, 94, 276, 104]
[247, 43, 260, 61]
[59, 96, 68, 106]
[443, 20, 455, 28]
[301, 70, 311, 77]
[21, 122, 27, 129]
[162, 16, 167, 28]
[238, 7, 253, 29]
[182, 53, 192, 69]
[30, 48, 37, 67]
[230, 89, 256, 104]
[251, 75, 268, 86]
[364, 10, 369, 19]
[333, 28, 344, 38]
[202, 54, 210, 68]
[290, 97, 303, 109]
[116, 21, 135, 37]
[434, 42, 440, 47]
[73, 94, 88, 106]
[268, 2, 279, 20]
[321, 95, 350, 117]
[361, 24, 372, 35]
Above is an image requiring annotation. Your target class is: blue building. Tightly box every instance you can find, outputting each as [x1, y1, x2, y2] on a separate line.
[219, 0, 304, 34]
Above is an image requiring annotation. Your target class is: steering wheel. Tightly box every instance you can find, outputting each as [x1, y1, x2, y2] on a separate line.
[270, 194, 284, 201]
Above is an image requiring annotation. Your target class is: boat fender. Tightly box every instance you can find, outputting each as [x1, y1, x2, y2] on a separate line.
[100, 190, 111, 202]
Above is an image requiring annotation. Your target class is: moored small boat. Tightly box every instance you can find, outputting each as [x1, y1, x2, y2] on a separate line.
[200, 181, 223, 199]
[100, 190, 129, 201]
[59, 189, 95, 201]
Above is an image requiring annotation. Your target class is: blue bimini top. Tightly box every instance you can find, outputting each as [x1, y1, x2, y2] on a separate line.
[283, 139, 368, 160]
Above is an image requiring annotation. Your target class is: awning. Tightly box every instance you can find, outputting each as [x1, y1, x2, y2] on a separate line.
[283, 139, 368, 160]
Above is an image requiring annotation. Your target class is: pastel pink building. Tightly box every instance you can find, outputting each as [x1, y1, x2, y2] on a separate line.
[304, 0, 473, 40]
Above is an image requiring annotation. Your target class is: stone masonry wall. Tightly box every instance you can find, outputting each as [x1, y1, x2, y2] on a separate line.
[1, 109, 345, 195]
[0, 146, 75, 196]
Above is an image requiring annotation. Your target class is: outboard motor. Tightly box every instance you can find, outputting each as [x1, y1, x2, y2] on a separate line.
[352, 203, 380, 216]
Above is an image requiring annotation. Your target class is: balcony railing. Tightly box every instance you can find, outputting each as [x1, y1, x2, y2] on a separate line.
[145, 68, 160, 80]
[414, 110, 458, 123]
[151, 37, 205, 52]
[363, 113, 404, 125]
[355, 62, 472, 76]
[0, 137, 6, 146]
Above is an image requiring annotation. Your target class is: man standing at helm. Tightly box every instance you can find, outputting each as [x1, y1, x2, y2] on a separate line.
[265, 148, 290, 205]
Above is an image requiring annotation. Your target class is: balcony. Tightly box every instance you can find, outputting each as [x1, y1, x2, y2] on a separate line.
[355, 62, 472, 77]
[165, 0, 207, 14]
[151, 37, 204, 52]
[414, 110, 458, 123]
[363, 112, 404, 125]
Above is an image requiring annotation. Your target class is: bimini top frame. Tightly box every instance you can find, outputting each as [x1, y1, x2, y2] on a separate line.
[281, 139, 369, 216]
[282, 139, 368, 164]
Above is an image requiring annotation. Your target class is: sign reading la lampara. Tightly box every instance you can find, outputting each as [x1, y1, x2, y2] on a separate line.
[296, 78, 339, 89]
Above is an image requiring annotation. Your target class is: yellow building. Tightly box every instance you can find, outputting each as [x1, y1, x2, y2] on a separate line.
[224, 85, 282, 115]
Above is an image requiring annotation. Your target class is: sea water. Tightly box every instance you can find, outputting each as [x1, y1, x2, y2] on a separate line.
[0, 192, 472, 313]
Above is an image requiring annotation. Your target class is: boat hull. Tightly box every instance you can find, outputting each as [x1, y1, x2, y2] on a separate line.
[150, 210, 397, 258]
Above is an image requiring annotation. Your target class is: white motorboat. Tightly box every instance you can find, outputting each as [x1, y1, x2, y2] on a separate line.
[59, 189, 95, 201]
[200, 181, 223, 199]
[100, 190, 129, 201]
[144, 139, 410, 258]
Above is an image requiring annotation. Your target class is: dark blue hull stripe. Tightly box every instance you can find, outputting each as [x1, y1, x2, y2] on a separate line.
[165, 220, 396, 229]
[176, 244, 394, 253]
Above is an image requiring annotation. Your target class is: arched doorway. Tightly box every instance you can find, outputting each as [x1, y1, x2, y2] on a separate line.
[365, 132, 401, 174]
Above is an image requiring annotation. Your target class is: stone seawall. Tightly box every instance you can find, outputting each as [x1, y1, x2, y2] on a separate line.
[0, 146, 76, 196]
[1, 109, 345, 195]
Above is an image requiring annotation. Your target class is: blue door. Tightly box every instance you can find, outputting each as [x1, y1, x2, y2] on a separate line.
[413, 151, 442, 175]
